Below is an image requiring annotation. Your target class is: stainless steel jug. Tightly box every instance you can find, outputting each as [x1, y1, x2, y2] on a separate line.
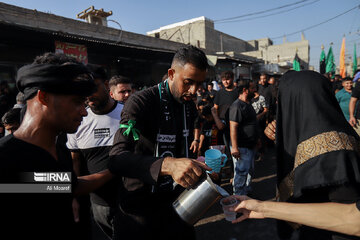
[172, 173, 222, 225]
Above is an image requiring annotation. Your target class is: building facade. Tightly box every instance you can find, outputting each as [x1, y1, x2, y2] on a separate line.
[147, 16, 310, 75]
[0, 3, 188, 89]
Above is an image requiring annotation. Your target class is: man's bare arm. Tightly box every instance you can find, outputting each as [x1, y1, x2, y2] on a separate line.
[230, 120, 239, 158]
[349, 97, 358, 127]
[231, 196, 360, 237]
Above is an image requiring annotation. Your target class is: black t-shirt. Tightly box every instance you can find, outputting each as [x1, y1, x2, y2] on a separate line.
[258, 84, 272, 107]
[229, 99, 258, 148]
[357, 200, 360, 211]
[200, 119, 221, 154]
[214, 88, 239, 119]
[207, 89, 217, 100]
[0, 134, 77, 240]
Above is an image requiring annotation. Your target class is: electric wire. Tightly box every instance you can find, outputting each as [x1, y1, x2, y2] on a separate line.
[270, 5, 360, 39]
[216, 0, 319, 24]
[214, 0, 312, 22]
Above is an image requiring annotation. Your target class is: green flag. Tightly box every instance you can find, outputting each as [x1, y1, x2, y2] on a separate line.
[320, 47, 326, 74]
[326, 46, 335, 74]
[293, 53, 301, 71]
[354, 43, 358, 77]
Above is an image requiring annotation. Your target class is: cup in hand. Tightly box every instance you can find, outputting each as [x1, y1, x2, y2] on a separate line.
[220, 196, 238, 221]
[205, 149, 227, 173]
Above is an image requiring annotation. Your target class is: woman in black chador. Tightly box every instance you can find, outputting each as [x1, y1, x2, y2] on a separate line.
[276, 70, 360, 240]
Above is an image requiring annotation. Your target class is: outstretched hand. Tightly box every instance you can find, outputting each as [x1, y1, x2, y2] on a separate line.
[349, 116, 357, 127]
[227, 195, 266, 223]
[264, 120, 276, 141]
[190, 140, 199, 153]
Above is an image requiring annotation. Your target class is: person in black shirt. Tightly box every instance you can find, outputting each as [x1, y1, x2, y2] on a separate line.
[108, 46, 211, 240]
[258, 73, 272, 108]
[198, 105, 221, 156]
[213, 71, 239, 158]
[229, 81, 258, 195]
[109, 75, 132, 104]
[213, 71, 239, 121]
[206, 81, 217, 101]
[196, 84, 206, 106]
[0, 53, 113, 240]
[258, 73, 276, 152]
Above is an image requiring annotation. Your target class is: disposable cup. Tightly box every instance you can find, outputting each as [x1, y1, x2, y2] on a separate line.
[220, 197, 238, 221]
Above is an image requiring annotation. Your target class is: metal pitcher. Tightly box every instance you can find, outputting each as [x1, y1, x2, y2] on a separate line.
[172, 173, 222, 225]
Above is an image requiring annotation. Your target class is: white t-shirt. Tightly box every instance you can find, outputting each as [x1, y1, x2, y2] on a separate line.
[212, 80, 220, 91]
[67, 103, 123, 150]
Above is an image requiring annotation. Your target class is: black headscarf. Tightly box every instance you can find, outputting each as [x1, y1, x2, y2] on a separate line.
[16, 63, 96, 100]
[276, 70, 360, 202]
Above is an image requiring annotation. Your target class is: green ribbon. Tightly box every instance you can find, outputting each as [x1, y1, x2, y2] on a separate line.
[119, 120, 140, 141]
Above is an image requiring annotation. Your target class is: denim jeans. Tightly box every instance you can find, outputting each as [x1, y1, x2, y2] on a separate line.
[231, 147, 255, 195]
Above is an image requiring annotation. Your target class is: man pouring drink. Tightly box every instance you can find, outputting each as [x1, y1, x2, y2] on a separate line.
[108, 46, 211, 240]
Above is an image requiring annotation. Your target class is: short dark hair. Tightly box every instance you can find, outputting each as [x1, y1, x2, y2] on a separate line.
[342, 77, 352, 82]
[109, 75, 131, 88]
[238, 81, 250, 94]
[260, 73, 267, 78]
[2, 108, 21, 125]
[33, 52, 79, 64]
[207, 82, 213, 87]
[87, 64, 108, 81]
[201, 104, 212, 117]
[221, 71, 234, 80]
[172, 45, 208, 71]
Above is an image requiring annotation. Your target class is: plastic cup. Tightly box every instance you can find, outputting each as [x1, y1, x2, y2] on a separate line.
[205, 149, 227, 173]
[220, 197, 238, 221]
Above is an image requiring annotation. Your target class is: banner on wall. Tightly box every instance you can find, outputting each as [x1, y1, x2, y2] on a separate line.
[55, 41, 88, 64]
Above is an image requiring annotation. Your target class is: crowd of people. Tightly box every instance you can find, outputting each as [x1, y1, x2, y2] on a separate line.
[0, 45, 360, 240]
